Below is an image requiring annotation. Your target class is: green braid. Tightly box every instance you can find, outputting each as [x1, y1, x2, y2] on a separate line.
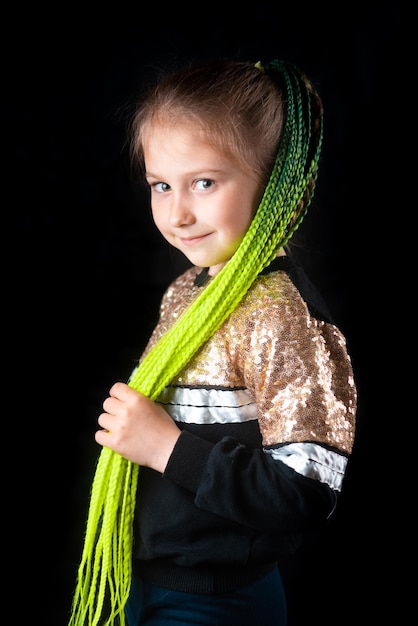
[68, 59, 323, 625]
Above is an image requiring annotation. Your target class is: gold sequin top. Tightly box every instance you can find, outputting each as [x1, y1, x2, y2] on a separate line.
[141, 261, 356, 455]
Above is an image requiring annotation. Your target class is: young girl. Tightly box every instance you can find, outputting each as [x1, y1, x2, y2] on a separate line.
[69, 59, 357, 626]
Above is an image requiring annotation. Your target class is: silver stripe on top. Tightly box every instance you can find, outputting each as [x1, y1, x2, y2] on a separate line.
[265, 442, 348, 491]
[157, 386, 257, 424]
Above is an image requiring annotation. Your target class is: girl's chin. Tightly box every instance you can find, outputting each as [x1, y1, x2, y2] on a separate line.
[175, 246, 232, 272]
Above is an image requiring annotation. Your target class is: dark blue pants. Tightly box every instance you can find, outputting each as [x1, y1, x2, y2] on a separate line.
[125, 565, 287, 625]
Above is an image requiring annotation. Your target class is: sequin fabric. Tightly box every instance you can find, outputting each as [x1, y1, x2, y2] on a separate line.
[141, 266, 357, 454]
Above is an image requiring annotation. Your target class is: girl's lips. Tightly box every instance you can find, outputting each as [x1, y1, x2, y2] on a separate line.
[179, 234, 209, 246]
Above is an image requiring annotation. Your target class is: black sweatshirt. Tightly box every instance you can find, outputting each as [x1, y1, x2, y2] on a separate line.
[129, 256, 357, 593]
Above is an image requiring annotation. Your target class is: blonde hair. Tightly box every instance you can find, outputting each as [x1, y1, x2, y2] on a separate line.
[130, 59, 287, 185]
[69, 59, 324, 625]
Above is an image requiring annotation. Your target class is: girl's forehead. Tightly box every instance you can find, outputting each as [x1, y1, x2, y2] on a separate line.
[145, 115, 208, 138]
[144, 121, 221, 154]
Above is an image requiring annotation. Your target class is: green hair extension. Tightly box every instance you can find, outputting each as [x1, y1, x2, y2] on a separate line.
[68, 59, 323, 625]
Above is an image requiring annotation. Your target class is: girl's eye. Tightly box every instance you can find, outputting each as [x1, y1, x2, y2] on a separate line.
[154, 182, 171, 193]
[195, 179, 214, 191]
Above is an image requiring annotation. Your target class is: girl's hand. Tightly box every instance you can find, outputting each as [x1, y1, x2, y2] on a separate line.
[95, 381, 181, 473]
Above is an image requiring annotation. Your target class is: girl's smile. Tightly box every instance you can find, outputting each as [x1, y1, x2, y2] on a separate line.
[180, 235, 211, 246]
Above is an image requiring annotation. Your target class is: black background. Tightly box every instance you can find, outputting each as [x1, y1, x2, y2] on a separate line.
[9, 3, 402, 624]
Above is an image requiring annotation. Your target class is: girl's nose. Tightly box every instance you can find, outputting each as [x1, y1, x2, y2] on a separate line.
[168, 193, 195, 227]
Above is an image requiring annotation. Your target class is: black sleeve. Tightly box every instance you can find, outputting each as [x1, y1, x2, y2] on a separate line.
[164, 430, 338, 534]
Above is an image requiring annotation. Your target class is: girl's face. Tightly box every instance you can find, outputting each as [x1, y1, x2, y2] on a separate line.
[143, 124, 264, 276]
